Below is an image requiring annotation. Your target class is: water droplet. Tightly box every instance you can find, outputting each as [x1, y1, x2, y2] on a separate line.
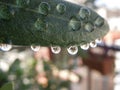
[80, 44, 89, 50]
[67, 45, 78, 55]
[51, 46, 61, 54]
[0, 44, 12, 51]
[16, 0, 30, 7]
[94, 16, 104, 27]
[90, 41, 97, 48]
[9, 8, 15, 16]
[69, 17, 81, 31]
[95, 38, 102, 43]
[84, 23, 94, 32]
[38, 2, 50, 15]
[34, 18, 46, 30]
[56, 3, 66, 14]
[0, 5, 12, 20]
[78, 7, 91, 20]
[31, 45, 40, 52]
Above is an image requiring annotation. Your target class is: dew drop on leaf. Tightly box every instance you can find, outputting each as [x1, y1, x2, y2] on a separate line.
[34, 18, 46, 30]
[67, 45, 78, 55]
[78, 7, 91, 20]
[94, 16, 104, 27]
[51, 46, 61, 54]
[84, 23, 94, 32]
[0, 44, 12, 51]
[31, 45, 40, 52]
[56, 3, 66, 14]
[80, 44, 89, 50]
[38, 2, 50, 15]
[90, 41, 97, 48]
[95, 38, 102, 43]
[69, 17, 81, 31]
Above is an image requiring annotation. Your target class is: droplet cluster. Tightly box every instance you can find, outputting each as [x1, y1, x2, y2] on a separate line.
[50, 39, 101, 55]
[0, 38, 102, 55]
[68, 7, 105, 32]
[34, 2, 67, 31]
[32, 1, 105, 33]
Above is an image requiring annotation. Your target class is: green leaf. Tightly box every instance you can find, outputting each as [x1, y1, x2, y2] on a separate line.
[0, 0, 109, 47]
[0, 82, 14, 90]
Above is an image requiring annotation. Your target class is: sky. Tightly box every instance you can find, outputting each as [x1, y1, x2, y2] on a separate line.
[95, 0, 120, 9]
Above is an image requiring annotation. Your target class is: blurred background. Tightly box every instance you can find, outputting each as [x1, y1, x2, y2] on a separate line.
[0, 0, 120, 90]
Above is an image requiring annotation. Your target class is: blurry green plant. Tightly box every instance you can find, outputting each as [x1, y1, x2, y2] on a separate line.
[0, 82, 13, 90]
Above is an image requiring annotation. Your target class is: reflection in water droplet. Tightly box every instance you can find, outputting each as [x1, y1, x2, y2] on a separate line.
[38, 2, 50, 15]
[67, 45, 78, 55]
[51, 46, 61, 54]
[90, 41, 97, 48]
[31, 45, 40, 52]
[95, 39, 102, 43]
[85, 23, 94, 32]
[0, 44, 12, 51]
[80, 44, 89, 50]
[56, 3, 66, 14]
[95, 17, 104, 27]
[78, 7, 91, 20]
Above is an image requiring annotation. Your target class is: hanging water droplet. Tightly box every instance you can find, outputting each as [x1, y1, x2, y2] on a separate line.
[95, 38, 102, 43]
[51, 46, 61, 54]
[78, 7, 91, 20]
[56, 3, 66, 14]
[84, 23, 94, 32]
[94, 16, 104, 27]
[0, 44, 12, 51]
[31, 45, 40, 52]
[90, 41, 97, 48]
[69, 17, 81, 31]
[80, 44, 89, 50]
[67, 45, 78, 55]
[38, 2, 50, 15]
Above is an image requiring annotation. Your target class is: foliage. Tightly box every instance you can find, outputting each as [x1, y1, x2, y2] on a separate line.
[0, 82, 13, 90]
[0, 48, 83, 90]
